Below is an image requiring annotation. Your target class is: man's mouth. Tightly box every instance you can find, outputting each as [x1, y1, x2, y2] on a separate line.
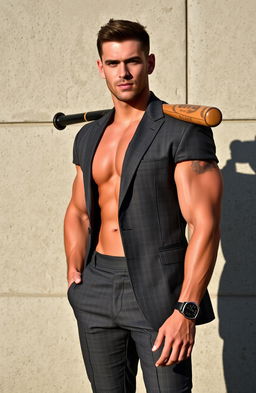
[117, 83, 133, 88]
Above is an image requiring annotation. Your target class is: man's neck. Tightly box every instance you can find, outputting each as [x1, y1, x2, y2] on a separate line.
[112, 90, 151, 125]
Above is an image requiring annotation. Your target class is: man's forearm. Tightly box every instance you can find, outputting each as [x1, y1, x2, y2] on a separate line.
[64, 205, 90, 281]
[178, 223, 220, 304]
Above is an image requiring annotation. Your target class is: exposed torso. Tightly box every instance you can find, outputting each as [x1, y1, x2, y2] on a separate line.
[92, 120, 140, 256]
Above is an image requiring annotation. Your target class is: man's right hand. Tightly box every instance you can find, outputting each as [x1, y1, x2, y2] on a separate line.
[67, 270, 82, 288]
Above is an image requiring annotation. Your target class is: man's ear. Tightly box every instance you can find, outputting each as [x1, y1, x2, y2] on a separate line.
[147, 54, 155, 75]
[97, 59, 105, 79]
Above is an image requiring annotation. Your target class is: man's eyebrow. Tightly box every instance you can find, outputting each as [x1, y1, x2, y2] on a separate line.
[104, 59, 120, 64]
[104, 56, 143, 65]
[125, 56, 142, 62]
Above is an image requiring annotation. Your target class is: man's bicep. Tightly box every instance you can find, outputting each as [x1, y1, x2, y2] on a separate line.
[70, 165, 88, 216]
[174, 160, 223, 225]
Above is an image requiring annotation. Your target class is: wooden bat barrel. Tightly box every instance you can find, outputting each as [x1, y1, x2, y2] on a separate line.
[162, 104, 222, 127]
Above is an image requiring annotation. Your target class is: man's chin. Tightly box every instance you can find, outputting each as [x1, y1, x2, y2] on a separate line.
[113, 91, 142, 104]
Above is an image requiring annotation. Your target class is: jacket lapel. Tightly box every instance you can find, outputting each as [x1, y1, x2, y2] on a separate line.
[85, 93, 165, 222]
[118, 97, 165, 212]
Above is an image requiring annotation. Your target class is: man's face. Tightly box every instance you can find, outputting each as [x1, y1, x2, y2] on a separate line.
[97, 40, 155, 103]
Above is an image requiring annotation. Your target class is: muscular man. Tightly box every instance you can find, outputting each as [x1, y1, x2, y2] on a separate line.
[64, 19, 223, 393]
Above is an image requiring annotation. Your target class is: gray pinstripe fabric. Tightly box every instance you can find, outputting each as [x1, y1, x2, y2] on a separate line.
[68, 250, 192, 393]
[71, 92, 217, 330]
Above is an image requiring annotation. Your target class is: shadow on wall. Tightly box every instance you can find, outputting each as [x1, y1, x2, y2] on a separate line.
[218, 139, 256, 393]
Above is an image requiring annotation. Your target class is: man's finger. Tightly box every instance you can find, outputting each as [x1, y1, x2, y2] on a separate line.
[68, 273, 82, 287]
[177, 343, 190, 362]
[187, 344, 193, 358]
[152, 329, 165, 352]
[155, 339, 173, 366]
[75, 275, 82, 284]
[165, 343, 182, 366]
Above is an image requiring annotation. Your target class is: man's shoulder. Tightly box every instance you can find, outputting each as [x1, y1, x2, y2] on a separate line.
[161, 106, 211, 140]
[147, 92, 218, 162]
[74, 108, 114, 143]
[163, 111, 195, 130]
[149, 92, 204, 132]
[73, 117, 101, 147]
[75, 121, 95, 138]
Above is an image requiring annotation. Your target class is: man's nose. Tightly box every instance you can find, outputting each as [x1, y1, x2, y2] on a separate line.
[119, 63, 132, 79]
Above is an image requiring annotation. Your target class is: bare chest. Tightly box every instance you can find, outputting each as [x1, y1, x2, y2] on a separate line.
[92, 122, 139, 185]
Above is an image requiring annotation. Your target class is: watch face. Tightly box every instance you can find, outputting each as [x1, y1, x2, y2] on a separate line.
[183, 302, 199, 319]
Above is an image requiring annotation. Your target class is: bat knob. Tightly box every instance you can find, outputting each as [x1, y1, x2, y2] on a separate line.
[53, 112, 66, 130]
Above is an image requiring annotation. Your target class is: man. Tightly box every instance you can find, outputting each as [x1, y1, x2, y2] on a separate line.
[64, 19, 222, 393]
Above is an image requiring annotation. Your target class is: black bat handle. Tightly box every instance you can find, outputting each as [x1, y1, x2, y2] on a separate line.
[53, 109, 111, 130]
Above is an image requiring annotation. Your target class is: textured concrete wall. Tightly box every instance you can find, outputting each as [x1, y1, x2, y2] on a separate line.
[1, 1, 255, 392]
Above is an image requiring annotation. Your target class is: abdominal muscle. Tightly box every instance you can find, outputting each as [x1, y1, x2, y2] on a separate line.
[92, 120, 139, 256]
[96, 177, 124, 255]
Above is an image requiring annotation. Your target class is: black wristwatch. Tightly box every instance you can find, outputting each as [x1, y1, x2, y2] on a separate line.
[175, 302, 200, 320]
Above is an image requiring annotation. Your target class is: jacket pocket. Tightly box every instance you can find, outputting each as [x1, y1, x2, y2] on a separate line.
[159, 246, 186, 265]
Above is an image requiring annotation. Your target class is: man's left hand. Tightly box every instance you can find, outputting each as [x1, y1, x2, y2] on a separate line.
[152, 310, 196, 366]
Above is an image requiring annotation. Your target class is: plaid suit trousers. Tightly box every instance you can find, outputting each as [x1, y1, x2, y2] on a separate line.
[67, 250, 192, 393]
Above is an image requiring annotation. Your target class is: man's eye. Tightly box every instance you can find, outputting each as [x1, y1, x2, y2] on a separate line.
[127, 59, 141, 64]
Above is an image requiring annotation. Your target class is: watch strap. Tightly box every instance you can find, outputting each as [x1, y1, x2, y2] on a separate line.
[174, 301, 200, 319]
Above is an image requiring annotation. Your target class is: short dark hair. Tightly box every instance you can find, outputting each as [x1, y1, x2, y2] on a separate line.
[97, 19, 150, 58]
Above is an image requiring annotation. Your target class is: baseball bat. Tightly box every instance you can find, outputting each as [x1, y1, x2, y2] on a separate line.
[53, 104, 222, 130]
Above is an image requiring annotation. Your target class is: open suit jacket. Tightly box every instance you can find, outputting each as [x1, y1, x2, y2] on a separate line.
[72, 92, 218, 331]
